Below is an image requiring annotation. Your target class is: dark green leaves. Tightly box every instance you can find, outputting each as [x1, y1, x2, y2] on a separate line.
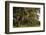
[13, 7, 40, 27]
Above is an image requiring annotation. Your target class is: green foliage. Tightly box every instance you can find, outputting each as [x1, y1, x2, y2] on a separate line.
[13, 7, 40, 27]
